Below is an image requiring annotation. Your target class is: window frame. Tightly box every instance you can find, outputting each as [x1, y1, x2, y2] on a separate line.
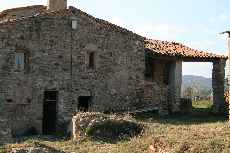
[15, 52, 25, 70]
[14, 48, 30, 72]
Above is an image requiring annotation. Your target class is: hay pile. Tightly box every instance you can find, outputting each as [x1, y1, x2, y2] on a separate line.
[72, 112, 144, 143]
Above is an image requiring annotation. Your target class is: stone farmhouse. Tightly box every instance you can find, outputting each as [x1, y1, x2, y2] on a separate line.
[0, 0, 227, 143]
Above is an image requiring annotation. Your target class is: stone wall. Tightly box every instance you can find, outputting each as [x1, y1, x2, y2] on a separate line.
[212, 59, 226, 114]
[144, 60, 169, 111]
[179, 98, 192, 114]
[169, 61, 182, 113]
[0, 120, 12, 145]
[144, 59, 182, 116]
[0, 7, 145, 142]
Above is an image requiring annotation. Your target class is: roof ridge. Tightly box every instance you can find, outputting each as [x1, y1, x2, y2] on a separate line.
[68, 6, 143, 39]
[0, 5, 47, 14]
[0, 9, 73, 25]
[0, 5, 143, 39]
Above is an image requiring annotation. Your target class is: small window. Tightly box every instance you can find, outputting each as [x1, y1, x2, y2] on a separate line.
[89, 52, 95, 69]
[78, 96, 92, 112]
[15, 53, 25, 70]
[72, 20, 78, 30]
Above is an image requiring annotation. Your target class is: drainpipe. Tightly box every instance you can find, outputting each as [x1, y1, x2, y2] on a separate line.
[71, 23, 73, 102]
[70, 18, 77, 109]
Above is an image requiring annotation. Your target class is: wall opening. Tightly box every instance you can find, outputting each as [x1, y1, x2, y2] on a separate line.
[182, 62, 213, 113]
[78, 96, 92, 112]
[89, 52, 95, 69]
[15, 52, 25, 70]
[163, 61, 173, 85]
[42, 91, 58, 135]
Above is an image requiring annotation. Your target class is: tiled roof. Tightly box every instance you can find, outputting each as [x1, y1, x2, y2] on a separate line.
[0, 5, 47, 19]
[0, 9, 73, 25]
[1, 5, 46, 14]
[145, 39, 227, 60]
[0, 6, 142, 38]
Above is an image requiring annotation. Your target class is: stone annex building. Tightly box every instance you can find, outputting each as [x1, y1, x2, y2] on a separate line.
[0, 0, 228, 143]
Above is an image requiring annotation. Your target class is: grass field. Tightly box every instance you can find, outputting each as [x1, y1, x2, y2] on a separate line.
[192, 100, 213, 109]
[1, 101, 229, 153]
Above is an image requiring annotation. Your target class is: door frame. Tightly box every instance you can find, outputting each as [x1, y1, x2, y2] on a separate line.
[42, 90, 58, 135]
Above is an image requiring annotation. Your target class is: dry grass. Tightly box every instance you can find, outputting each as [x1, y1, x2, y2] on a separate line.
[1, 102, 230, 153]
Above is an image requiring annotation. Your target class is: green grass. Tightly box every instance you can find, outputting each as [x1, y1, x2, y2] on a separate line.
[192, 100, 213, 109]
[0, 146, 5, 153]
[3, 101, 230, 153]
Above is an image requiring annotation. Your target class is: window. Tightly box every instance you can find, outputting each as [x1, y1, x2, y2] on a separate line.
[15, 53, 25, 70]
[72, 20, 78, 30]
[89, 52, 95, 69]
[78, 96, 92, 112]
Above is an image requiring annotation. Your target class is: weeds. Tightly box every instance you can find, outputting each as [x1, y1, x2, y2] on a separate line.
[3, 101, 229, 153]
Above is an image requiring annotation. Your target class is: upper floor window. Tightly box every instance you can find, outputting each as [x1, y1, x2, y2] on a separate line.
[88, 52, 95, 69]
[15, 53, 25, 70]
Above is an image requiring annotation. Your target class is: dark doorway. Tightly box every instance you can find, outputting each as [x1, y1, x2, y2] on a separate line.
[78, 96, 91, 112]
[163, 61, 173, 85]
[43, 91, 58, 135]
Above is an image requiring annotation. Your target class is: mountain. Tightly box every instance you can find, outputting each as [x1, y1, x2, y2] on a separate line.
[182, 75, 212, 91]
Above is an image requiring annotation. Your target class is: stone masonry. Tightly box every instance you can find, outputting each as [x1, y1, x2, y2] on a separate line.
[0, 5, 145, 143]
[212, 59, 226, 114]
[0, 0, 227, 144]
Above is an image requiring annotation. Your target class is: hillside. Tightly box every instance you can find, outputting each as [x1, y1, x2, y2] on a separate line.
[182, 75, 212, 91]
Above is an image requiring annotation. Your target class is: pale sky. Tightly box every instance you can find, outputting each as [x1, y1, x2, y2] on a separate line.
[1, 0, 230, 78]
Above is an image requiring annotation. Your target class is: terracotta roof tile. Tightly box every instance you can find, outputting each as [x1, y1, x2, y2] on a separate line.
[1, 5, 46, 13]
[0, 9, 73, 25]
[145, 39, 227, 60]
[0, 6, 142, 38]
[0, 5, 47, 19]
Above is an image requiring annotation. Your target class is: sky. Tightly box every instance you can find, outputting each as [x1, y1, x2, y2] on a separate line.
[1, 0, 230, 78]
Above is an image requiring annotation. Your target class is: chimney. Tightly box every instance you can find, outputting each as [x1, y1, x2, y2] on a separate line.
[48, 0, 67, 11]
